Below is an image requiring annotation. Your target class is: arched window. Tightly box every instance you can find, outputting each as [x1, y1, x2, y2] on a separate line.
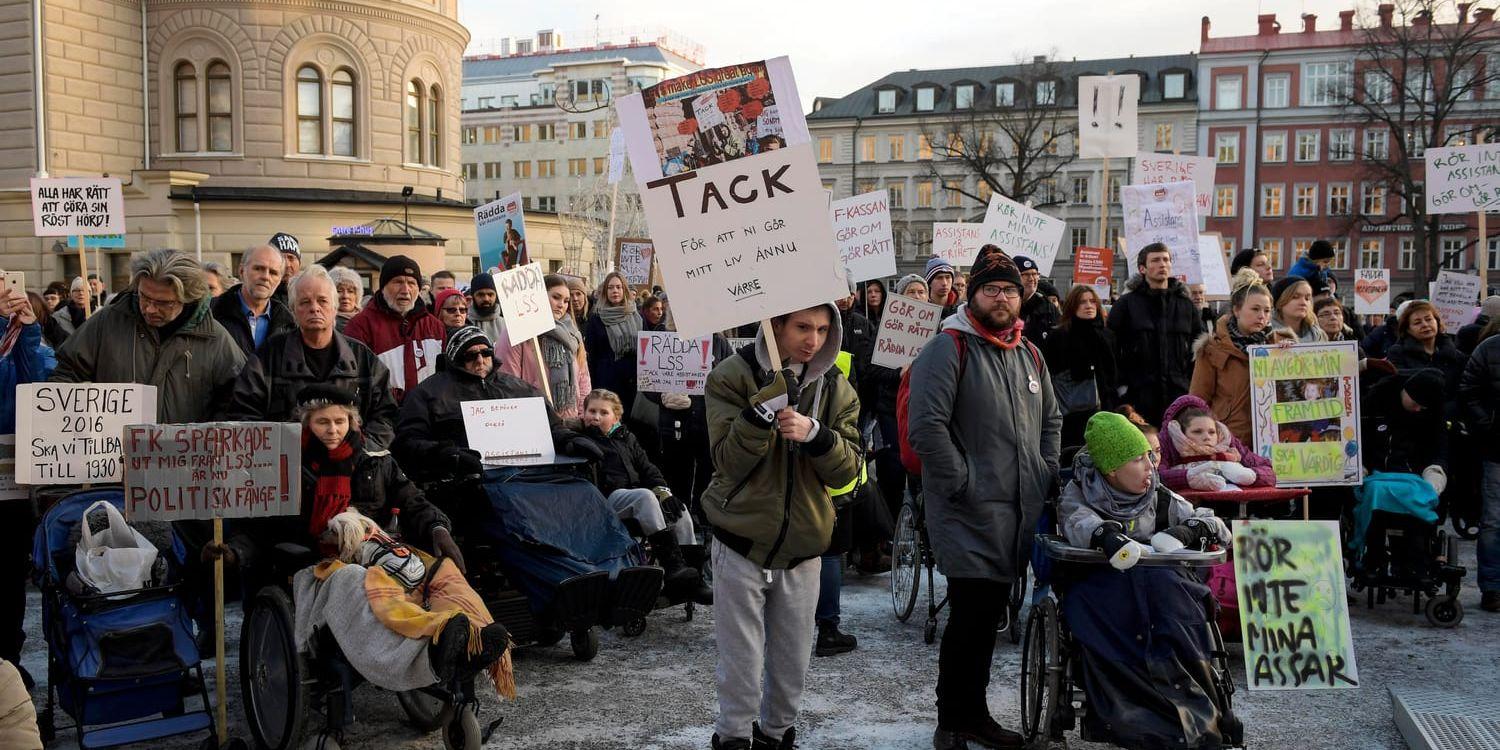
[331, 68, 355, 157]
[406, 79, 423, 164]
[206, 61, 232, 152]
[427, 84, 442, 167]
[296, 65, 323, 154]
[174, 62, 197, 152]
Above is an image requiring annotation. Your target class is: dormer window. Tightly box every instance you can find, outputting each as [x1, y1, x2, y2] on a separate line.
[1035, 80, 1057, 105]
[916, 87, 936, 111]
[1163, 72, 1187, 99]
[877, 89, 896, 113]
[955, 84, 976, 109]
[995, 82, 1015, 107]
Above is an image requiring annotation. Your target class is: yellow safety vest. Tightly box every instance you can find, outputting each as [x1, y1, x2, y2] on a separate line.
[828, 350, 865, 497]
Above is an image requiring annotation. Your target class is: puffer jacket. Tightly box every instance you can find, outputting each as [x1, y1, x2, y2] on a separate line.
[579, 423, 668, 496]
[1286, 255, 1329, 285]
[1157, 393, 1276, 490]
[210, 284, 296, 358]
[1106, 275, 1205, 424]
[701, 304, 862, 570]
[343, 293, 444, 403]
[50, 291, 245, 423]
[1459, 334, 1500, 462]
[220, 330, 399, 450]
[1020, 292, 1061, 343]
[908, 305, 1062, 582]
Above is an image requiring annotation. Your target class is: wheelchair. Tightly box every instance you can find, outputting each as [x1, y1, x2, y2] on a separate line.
[1019, 535, 1243, 749]
[890, 491, 1026, 645]
[239, 542, 487, 750]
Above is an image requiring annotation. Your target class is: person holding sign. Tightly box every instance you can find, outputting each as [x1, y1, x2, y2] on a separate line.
[702, 304, 861, 750]
[1108, 243, 1205, 427]
[1190, 281, 1297, 445]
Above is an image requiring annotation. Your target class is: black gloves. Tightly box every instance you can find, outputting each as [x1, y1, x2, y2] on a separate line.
[440, 446, 483, 475]
[1090, 521, 1146, 571]
[744, 368, 800, 426]
[563, 435, 605, 461]
[653, 486, 685, 525]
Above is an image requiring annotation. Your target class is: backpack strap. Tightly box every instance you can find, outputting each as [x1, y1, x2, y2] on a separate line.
[1154, 486, 1176, 532]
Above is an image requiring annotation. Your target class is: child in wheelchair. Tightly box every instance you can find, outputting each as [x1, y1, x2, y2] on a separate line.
[578, 388, 714, 606]
[1052, 411, 1237, 749]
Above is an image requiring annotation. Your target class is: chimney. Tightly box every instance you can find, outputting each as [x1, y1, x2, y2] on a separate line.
[1457, 2, 1471, 23]
[1202, 16, 1212, 42]
[1413, 9, 1431, 26]
[1476, 7, 1495, 23]
[1378, 3, 1394, 28]
[1339, 10, 1356, 31]
[1302, 13, 1317, 32]
[1257, 13, 1280, 35]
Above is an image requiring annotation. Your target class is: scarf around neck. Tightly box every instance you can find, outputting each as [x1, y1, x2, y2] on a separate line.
[965, 308, 1024, 350]
[303, 430, 363, 537]
[1226, 316, 1270, 353]
[597, 302, 642, 357]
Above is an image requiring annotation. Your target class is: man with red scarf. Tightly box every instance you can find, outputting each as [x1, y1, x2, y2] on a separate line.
[908, 244, 1062, 749]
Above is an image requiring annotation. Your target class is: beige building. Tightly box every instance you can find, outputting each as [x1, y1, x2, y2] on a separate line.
[0, 0, 592, 293]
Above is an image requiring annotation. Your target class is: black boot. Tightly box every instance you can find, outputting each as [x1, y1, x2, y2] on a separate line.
[428, 614, 470, 683]
[814, 623, 857, 657]
[752, 722, 797, 749]
[650, 530, 713, 606]
[933, 717, 1023, 749]
[712, 734, 751, 750]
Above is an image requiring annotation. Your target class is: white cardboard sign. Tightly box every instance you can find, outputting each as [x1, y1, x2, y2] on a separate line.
[616, 57, 847, 338]
[14, 383, 157, 484]
[1197, 235, 1232, 298]
[977, 194, 1067, 276]
[30, 177, 125, 237]
[1135, 153, 1215, 220]
[1353, 269, 1391, 316]
[871, 296, 943, 369]
[494, 262, 552, 345]
[831, 191, 896, 283]
[931, 223, 983, 267]
[1432, 270, 1483, 331]
[123, 422, 301, 522]
[608, 128, 627, 185]
[1424, 144, 1500, 214]
[1077, 75, 1140, 159]
[461, 397, 556, 466]
[617, 239, 655, 287]
[1122, 181, 1202, 284]
[636, 331, 714, 395]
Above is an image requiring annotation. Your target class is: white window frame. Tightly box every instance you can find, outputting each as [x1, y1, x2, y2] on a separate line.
[955, 84, 975, 110]
[1035, 80, 1057, 105]
[1327, 182, 1352, 215]
[1263, 131, 1287, 162]
[1260, 238, 1285, 270]
[1440, 236, 1466, 270]
[1261, 184, 1285, 217]
[1359, 238, 1384, 269]
[877, 89, 896, 114]
[915, 87, 935, 112]
[1163, 72, 1186, 100]
[1364, 70, 1392, 104]
[1329, 129, 1354, 161]
[1263, 74, 1290, 108]
[1364, 129, 1389, 160]
[1399, 238, 1416, 270]
[1215, 75, 1242, 110]
[1214, 185, 1238, 217]
[1215, 132, 1240, 164]
[1302, 61, 1352, 106]
[1330, 239, 1350, 270]
[995, 82, 1015, 107]
[1293, 184, 1318, 217]
[1295, 130, 1320, 162]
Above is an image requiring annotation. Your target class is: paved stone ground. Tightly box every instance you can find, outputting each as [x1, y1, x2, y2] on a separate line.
[24, 540, 1498, 749]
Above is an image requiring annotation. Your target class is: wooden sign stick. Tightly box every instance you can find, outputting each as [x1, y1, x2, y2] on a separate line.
[759, 318, 782, 369]
[212, 516, 227, 745]
[1480, 209, 1489, 294]
[77, 236, 92, 318]
[531, 337, 553, 405]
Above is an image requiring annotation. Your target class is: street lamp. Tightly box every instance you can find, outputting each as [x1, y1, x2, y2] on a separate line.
[401, 186, 414, 238]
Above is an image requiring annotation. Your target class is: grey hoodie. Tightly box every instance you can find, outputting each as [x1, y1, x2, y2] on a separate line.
[1058, 448, 1211, 548]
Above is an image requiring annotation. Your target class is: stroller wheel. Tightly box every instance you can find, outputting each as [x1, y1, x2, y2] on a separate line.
[621, 617, 647, 637]
[1424, 595, 1464, 628]
[570, 626, 601, 661]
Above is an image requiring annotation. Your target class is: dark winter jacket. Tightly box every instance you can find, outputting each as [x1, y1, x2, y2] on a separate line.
[210, 284, 297, 358]
[1384, 334, 1468, 401]
[393, 365, 572, 480]
[908, 305, 1062, 582]
[1361, 316, 1399, 359]
[221, 330, 400, 450]
[1021, 293, 1061, 343]
[837, 305, 874, 391]
[51, 291, 245, 424]
[1286, 255, 1329, 285]
[580, 423, 668, 496]
[1106, 275, 1205, 424]
[1459, 334, 1500, 462]
[1362, 374, 1448, 473]
[343, 293, 444, 403]
[1040, 319, 1118, 409]
[1457, 315, 1490, 356]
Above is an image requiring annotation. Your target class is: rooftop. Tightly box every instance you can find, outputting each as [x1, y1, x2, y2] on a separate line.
[1200, 5, 1498, 54]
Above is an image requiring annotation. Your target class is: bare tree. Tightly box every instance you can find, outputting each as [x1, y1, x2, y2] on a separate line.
[918, 55, 1078, 216]
[559, 174, 649, 279]
[1338, 0, 1499, 288]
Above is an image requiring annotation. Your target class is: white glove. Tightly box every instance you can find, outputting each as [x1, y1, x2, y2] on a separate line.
[1109, 539, 1148, 570]
[1150, 530, 1189, 554]
[661, 392, 693, 410]
[1422, 465, 1448, 496]
[1187, 462, 1227, 491]
[1218, 461, 1258, 487]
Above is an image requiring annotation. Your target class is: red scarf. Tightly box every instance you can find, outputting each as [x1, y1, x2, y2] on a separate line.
[303, 430, 362, 536]
[965, 308, 1025, 350]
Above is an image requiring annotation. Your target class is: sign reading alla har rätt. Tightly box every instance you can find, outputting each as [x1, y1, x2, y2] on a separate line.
[1248, 341, 1362, 487]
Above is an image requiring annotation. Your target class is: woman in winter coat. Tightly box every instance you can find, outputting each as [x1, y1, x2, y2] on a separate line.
[533, 274, 591, 418]
[1269, 276, 1327, 343]
[861, 279, 887, 324]
[1384, 300, 1468, 398]
[585, 271, 642, 414]
[1189, 281, 1297, 445]
[567, 277, 591, 332]
[1041, 284, 1118, 448]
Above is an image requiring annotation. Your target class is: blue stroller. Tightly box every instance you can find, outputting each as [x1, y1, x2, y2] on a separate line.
[31, 488, 219, 748]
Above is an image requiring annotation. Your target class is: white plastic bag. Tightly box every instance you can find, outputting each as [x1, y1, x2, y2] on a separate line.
[74, 500, 158, 594]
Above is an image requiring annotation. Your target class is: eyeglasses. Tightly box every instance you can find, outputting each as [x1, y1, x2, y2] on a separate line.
[138, 293, 184, 313]
[977, 284, 1022, 299]
[443, 305, 469, 314]
[459, 348, 494, 364]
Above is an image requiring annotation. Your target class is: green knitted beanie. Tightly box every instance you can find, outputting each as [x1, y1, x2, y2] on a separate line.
[1085, 411, 1152, 475]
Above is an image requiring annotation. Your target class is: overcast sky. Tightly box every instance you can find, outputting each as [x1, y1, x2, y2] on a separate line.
[458, 0, 1374, 111]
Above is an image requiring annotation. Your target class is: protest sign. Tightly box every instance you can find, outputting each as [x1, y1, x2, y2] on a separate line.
[1134, 153, 1215, 219]
[1248, 341, 1362, 487]
[1072, 246, 1114, 299]
[1234, 520, 1359, 690]
[931, 223, 983, 267]
[122, 422, 300, 522]
[494, 262, 552, 344]
[871, 296, 942, 369]
[727, 337, 755, 351]
[30, 177, 125, 237]
[1122, 181, 1201, 283]
[474, 191, 528, 271]
[1076, 75, 1140, 159]
[616, 57, 846, 338]
[1353, 269, 1391, 316]
[461, 397, 556, 465]
[1197, 234, 1232, 298]
[616, 238, 655, 288]
[14, 383, 157, 484]
[1424, 143, 1500, 214]
[977, 194, 1067, 276]
[66, 233, 125, 249]
[608, 128, 627, 184]
[0, 436, 24, 503]
[832, 191, 895, 283]
[1431, 270, 1483, 331]
[637, 331, 714, 395]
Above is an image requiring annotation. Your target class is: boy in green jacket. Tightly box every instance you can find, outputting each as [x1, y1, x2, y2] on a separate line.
[703, 303, 862, 750]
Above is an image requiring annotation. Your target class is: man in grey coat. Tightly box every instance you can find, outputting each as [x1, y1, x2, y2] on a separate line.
[908, 244, 1061, 750]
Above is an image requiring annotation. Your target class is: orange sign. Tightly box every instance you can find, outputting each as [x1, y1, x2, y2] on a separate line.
[1072, 246, 1113, 297]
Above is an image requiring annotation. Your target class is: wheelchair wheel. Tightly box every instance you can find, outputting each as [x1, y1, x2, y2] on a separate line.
[570, 626, 600, 661]
[442, 704, 482, 750]
[1020, 598, 1062, 746]
[1424, 594, 1464, 628]
[240, 587, 309, 750]
[1005, 564, 1029, 645]
[398, 688, 457, 733]
[622, 617, 647, 637]
[891, 503, 921, 622]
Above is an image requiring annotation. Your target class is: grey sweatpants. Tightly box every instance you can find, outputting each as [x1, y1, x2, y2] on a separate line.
[711, 537, 821, 742]
[606, 488, 695, 544]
